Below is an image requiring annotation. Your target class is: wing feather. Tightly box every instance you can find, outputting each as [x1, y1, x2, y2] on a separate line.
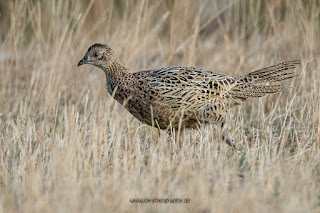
[145, 67, 236, 111]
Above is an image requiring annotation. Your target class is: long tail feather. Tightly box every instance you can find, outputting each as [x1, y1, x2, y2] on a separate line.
[236, 60, 300, 84]
[231, 60, 300, 99]
[230, 84, 288, 98]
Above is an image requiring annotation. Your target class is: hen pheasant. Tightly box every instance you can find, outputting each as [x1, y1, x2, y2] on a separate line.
[78, 43, 299, 147]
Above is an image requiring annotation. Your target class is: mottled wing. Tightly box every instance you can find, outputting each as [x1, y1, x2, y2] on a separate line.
[145, 67, 236, 111]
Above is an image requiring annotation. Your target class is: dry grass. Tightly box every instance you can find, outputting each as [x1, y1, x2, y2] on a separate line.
[0, 0, 320, 212]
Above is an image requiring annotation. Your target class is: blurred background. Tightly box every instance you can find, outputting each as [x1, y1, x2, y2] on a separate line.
[0, 0, 319, 212]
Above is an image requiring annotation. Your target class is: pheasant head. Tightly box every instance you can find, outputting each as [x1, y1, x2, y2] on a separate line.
[78, 43, 120, 70]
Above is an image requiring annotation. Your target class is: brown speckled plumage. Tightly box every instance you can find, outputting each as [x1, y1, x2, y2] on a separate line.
[78, 43, 299, 146]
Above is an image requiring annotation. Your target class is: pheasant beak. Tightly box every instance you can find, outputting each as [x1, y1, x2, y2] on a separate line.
[78, 57, 87, 66]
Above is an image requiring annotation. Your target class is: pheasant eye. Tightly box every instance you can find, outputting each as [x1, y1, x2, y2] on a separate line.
[94, 52, 103, 59]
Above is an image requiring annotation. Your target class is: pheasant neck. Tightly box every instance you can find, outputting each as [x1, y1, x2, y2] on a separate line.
[102, 60, 128, 95]
[102, 59, 127, 75]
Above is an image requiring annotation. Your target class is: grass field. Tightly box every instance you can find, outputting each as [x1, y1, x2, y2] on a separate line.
[0, 0, 320, 212]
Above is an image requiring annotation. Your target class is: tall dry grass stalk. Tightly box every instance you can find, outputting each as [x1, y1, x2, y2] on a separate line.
[0, 0, 319, 212]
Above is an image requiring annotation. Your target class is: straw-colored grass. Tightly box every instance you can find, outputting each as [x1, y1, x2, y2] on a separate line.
[0, 0, 319, 212]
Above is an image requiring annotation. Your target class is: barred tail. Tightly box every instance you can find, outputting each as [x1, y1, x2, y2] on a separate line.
[230, 84, 288, 98]
[230, 60, 300, 99]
